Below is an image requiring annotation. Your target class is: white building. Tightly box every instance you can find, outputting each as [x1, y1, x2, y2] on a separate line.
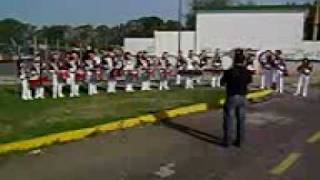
[124, 38, 155, 54]
[154, 31, 195, 56]
[196, 7, 307, 51]
[124, 5, 320, 56]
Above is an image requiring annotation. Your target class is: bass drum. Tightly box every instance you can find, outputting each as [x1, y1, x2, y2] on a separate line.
[76, 70, 86, 81]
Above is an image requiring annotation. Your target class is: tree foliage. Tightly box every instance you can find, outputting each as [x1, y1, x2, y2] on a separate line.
[0, 16, 182, 50]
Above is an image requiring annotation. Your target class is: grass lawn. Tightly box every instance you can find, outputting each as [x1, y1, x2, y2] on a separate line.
[0, 86, 225, 144]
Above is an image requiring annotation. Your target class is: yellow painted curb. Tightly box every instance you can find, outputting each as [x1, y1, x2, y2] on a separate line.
[0, 91, 271, 155]
[0, 104, 208, 155]
[219, 90, 273, 105]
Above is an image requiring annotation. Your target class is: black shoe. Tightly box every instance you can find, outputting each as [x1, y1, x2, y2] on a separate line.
[233, 140, 242, 147]
[222, 140, 231, 148]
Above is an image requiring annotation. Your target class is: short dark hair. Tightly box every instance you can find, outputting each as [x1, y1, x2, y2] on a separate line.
[234, 48, 245, 66]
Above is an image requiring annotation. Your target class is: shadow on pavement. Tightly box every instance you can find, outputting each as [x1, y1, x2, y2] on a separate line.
[161, 120, 225, 147]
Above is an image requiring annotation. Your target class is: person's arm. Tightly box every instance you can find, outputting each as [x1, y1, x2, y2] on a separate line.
[246, 70, 253, 85]
[220, 70, 228, 86]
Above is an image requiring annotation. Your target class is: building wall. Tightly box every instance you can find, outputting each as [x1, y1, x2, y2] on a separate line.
[124, 38, 155, 54]
[197, 11, 305, 51]
[154, 31, 195, 56]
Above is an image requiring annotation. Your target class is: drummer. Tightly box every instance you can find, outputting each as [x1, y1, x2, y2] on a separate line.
[123, 52, 136, 92]
[68, 52, 81, 97]
[158, 52, 171, 91]
[19, 60, 33, 101]
[57, 55, 69, 98]
[211, 50, 223, 88]
[30, 56, 46, 100]
[184, 50, 200, 89]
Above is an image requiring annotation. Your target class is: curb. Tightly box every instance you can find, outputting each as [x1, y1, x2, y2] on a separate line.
[0, 90, 273, 155]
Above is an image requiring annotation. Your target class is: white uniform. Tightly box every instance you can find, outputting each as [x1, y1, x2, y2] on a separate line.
[69, 61, 80, 97]
[20, 63, 33, 101]
[176, 55, 185, 86]
[211, 60, 223, 88]
[295, 63, 313, 97]
[85, 60, 98, 96]
[49, 62, 59, 99]
[185, 57, 195, 90]
[258, 52, 273, 89]
[159, 58, 170, 91]
[275, 60, 287, 94]
[123, 57, 136, 92]
[140, 59, 152, 91]
[31, 63, 45, 99]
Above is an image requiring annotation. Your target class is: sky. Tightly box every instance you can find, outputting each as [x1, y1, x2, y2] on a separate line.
[0, 0, 313, 26]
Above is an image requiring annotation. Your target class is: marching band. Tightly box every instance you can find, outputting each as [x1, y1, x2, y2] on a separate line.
[17, 48, 314, 101]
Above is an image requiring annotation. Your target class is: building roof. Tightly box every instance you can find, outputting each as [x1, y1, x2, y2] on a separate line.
[197, 5, 311, 13]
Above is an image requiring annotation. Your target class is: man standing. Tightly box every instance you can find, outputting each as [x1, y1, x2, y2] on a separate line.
[221, 49, 253, 147]
[294, 58, 313, 97]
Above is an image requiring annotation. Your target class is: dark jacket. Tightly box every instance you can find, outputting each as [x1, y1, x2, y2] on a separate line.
[221, 66, 252, 97]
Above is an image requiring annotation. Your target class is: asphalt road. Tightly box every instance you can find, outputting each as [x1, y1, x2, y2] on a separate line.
[0, 89, 319, 180]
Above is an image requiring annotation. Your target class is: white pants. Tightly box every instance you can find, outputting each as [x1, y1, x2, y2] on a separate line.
[196, 76, 202, 85]
[176, 74, 181, 85]
[141, 81, 151, 91]
[69, 73, 80, 97]
[125, 83, 134, 92]
[58, 83, 65, 98]
[159, 80, 169, 91]
[88, 83, 98, 95]
[185, 77, 194, 89]
[276, 71, 284, 94]
[52, 75, 59, 99]
[107, 80, 117, 93]
[295, 74, 310, 97]
[35, 87, 45, 99]
[21, 79, 33, 100]
[261, 69, 273, 89]
[211, 75, 222, 88]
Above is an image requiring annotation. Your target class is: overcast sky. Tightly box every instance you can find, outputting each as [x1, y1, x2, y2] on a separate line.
[0, 0, 313, 26]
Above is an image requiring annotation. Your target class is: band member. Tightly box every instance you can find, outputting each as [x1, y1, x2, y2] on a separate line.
[184, 50, 197, 89]
[211, 55, 223, 88]
[295, 58, 313, 97]
[176, 50, 186, 85]
[139, 53, 152, 91]
[245, 52, 257, 75]
[29, 57, 46, 100]
[85, 50, 99, 96]
[107, 52, 120, 93]
[49, 53, 60, 99]
[123, 52, 136, 92]
[57, 57, 69, 98]
[258, 50, 274, 89]
[274, 51, 288, 94]
[158, 52, 171, 91]
[68, 52, 81, 97]
[19, 61, 33, 100]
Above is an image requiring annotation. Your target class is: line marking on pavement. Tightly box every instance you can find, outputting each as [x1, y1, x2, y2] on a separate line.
[307, 131, 320, 144]
[270, 153, 302, 176]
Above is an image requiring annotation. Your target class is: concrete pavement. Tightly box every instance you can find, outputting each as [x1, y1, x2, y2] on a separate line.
[0, 90, 319, 180]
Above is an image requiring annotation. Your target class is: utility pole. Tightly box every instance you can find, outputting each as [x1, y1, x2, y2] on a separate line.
[178, 0, 182, 54]
[193, 0, 198, 52]
[313, 0, 320, 41]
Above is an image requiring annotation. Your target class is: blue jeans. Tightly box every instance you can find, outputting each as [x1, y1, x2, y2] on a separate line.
[223, 95, 247, 144]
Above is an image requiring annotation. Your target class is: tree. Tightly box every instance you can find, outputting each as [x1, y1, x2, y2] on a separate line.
[95, 25, 112, 49]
